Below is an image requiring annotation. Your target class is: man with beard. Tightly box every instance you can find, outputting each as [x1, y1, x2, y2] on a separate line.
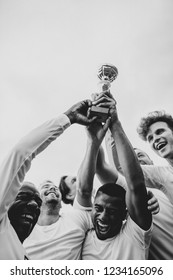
[73, 92, 152, 259]
[0, 98, 95, 259]
[23, 178, 92, 259]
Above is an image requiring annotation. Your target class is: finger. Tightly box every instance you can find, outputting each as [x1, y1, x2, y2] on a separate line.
[87, 116, 98, 124]
[103, 117, 111, 131]
[92, 95, 111, 102]
[151, 209, 159, 215]
[91, 93, 100, 101]
[87, 107, 91, 118]
[147, 195, 157, 206]
[148, 201, 158, 209]
[85, 99, 93, 107]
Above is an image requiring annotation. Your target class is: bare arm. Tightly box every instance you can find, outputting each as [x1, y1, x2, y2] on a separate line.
[96, 145, 118, 185]
[76, 120, 110, 207]
[105, 130, 123, 174]
[93, 92, 152, 230]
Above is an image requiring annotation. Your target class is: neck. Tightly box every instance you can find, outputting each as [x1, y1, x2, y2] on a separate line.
[38, 204, 61, 226]
[166, 158, 173, 167]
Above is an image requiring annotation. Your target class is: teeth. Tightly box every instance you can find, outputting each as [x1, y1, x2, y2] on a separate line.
[97, 221, 109, 232]
[21, 214, 33, 220]
[156, 142, 166, 150]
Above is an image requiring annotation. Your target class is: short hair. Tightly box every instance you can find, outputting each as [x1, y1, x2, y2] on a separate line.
[38, 179, 56, 191]
[137, 110, 173, 141]
[59, 176, 72, 204]
[95, 183, 126, 206]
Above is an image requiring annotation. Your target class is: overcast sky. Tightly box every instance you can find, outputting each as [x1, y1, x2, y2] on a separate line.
[0, 0, 173, 187]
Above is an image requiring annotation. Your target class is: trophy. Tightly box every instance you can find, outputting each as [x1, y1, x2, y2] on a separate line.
[90, 63, 118, 122]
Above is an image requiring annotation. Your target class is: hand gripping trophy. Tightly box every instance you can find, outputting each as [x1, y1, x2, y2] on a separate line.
[90, 63, 118, 122]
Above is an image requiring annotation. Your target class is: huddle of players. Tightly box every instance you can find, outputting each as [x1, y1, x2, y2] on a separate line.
[1, 91, 173, 260]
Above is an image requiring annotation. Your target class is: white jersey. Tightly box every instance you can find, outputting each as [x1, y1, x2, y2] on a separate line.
[148, 189, 173, 259]
[82, 216, 152, 260]
[73, 198, 152, 260]
[142, 165, 173, 204]
[24, 208, 92, 259]
[0, 114, 70, 259]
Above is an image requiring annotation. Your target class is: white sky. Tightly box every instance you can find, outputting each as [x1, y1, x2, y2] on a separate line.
[0, 0, 173, 187]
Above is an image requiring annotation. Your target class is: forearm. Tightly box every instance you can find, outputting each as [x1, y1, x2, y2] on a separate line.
[77, 141, 99, 206]
[110, 121, 145, 190]
[96, 146, 118, 184]
[105, 130, 123, 173]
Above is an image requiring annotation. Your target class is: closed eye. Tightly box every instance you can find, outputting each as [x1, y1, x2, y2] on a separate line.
[147, 135, 153, 143]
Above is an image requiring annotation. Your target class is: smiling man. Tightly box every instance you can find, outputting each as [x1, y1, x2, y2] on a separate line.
[74, 92, 152, 260]
[23, 178, 92, 260]
[8, 181, 42, 244]
[137, 110, 173, 204]
[0, 98, 96, 259]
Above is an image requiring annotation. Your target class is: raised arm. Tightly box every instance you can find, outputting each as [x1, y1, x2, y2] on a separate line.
[96, 145, 118, 185]
[0, 99, 95, 221]
[76, 120, 110, 207]
[93, 92, 152, 230]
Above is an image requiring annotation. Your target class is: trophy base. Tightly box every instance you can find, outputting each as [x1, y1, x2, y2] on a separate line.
[89, 106, 109, 123]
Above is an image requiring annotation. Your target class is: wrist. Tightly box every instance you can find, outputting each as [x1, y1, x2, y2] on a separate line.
[110, 119, 122, 131]
[87, 140, 100, 151]
[64, 110, 75, 124]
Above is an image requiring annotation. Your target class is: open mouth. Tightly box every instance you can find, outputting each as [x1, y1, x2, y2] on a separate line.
[97, 221, 110, 234]
[21, 213, 34, 222]
[155, 142, 167, 151]
[46, 191, 58, 197]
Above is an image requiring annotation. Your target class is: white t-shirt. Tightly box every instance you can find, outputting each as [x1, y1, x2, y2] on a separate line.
[73, 196, 152, 260]
[82, 216, 151, 260]
[24, 208, 92, 259]
[120, 165, 173, 259]
[148, 189, 173, 259]
[0, 215, 29, 260]
[142, 165, 173, 204]
[0, 114, 70, 259]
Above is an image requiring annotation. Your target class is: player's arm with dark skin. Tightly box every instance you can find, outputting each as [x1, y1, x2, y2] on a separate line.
[76, 120, 110, 207]
[96, 145, 119, 185]
[93, 92, 152, 230]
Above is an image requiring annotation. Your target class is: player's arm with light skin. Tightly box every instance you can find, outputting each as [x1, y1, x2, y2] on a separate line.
[76, 120, 110, 207]
[93, 92, 152, 230]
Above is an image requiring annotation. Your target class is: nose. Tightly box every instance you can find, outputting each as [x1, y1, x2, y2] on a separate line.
[27, 199, 38, 209]
[49, 185, 56, 191]
[99, 210, 108, 223]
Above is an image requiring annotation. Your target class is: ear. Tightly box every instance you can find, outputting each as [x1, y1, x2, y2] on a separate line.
[66, 193, 73, 200]
[122, 208, 128, 221]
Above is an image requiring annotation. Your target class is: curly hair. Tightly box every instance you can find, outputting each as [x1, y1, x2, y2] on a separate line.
[137, 110, 173, 141]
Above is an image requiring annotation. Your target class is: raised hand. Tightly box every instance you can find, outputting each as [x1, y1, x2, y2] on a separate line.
[92, 91, 118, 125]
[86, 118, 111, 147]
[64, 99, 97, 126]
[147, 190, 160, 215]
